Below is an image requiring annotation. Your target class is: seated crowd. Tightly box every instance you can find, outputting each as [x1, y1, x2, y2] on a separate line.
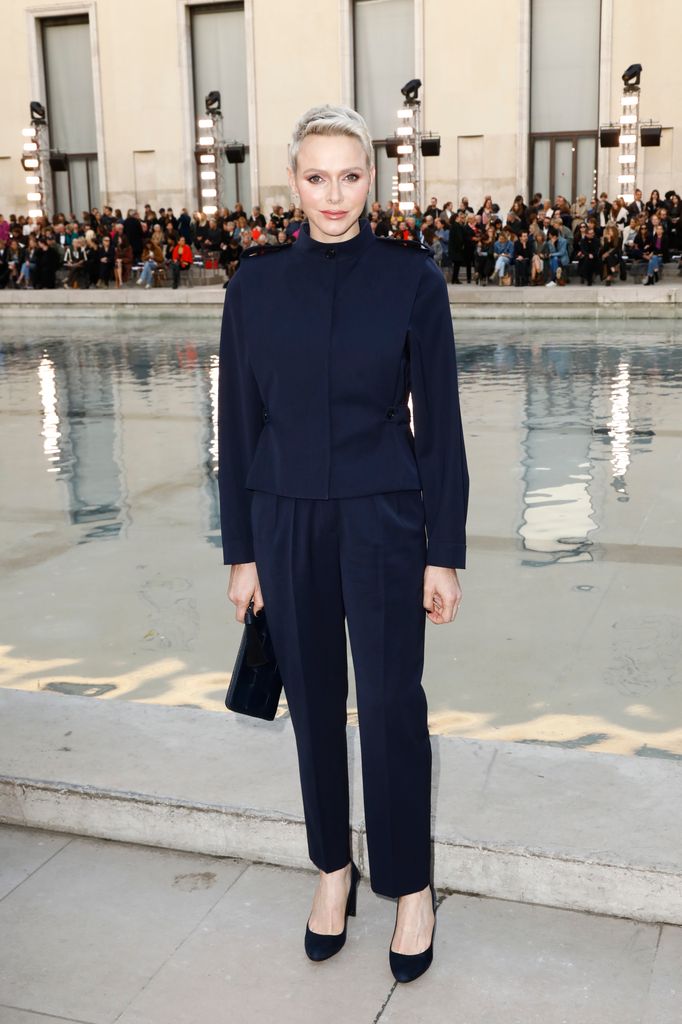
[424, 188, 682, 287]
[0, 186, 680, 291]
[0, 202, 288, 290]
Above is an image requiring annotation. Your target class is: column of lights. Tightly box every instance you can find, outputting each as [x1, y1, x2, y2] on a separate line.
[618, 88, 639, 204]
[22, 125, 44, 218]
[396, 106, 419, 213]
[197, 114, 221, 215]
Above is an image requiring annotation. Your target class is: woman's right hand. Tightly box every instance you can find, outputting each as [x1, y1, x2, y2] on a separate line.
[227, 562, 264, 623]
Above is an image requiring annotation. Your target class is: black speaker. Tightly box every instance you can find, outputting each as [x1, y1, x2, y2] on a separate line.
[386, 138, 399, 159]
[640, 125, 662, 147]
[50, 152, 68, 171]
[225, 144, 245, 164]
[599, 127, 620, 148]
[421, 134, 441, 157]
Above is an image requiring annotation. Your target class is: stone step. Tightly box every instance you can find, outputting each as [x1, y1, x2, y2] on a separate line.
[1, 688, 680, 925]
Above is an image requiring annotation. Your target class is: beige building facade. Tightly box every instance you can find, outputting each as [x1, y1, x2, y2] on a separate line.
[1, 0, 680, 222]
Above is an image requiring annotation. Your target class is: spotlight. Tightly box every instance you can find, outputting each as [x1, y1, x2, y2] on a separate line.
[599, 127, 620, 148]
[30, 101, 46, 123]
[401, 79, 421, 103]
[622, 64, 642, 86]
[205, 91, 221, 114]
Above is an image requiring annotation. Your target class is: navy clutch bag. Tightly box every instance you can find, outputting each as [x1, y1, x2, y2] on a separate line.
[225, 598, 283, 720]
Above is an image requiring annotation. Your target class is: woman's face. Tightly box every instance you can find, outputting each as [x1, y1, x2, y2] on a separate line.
[289, 133, 374, 242]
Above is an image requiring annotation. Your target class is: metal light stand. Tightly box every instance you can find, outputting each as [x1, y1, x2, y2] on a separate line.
[618, 81, 640, 204]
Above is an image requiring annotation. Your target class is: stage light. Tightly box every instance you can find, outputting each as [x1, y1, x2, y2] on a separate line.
[622, 64, 642, 85]
[401, 79, 421, 102]
[30, 101, 46, 123]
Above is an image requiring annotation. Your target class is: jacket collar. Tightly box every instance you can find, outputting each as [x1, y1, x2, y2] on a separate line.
[292, 216, 375, 260]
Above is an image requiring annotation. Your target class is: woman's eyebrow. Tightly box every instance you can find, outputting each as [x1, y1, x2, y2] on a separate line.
[301, 167, 364, 174]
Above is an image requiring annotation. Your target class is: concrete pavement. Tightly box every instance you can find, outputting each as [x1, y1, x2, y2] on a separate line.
[0, 822, 679, 1024]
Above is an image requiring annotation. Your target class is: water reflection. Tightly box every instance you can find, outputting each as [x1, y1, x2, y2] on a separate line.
[1, 329, 680, 559]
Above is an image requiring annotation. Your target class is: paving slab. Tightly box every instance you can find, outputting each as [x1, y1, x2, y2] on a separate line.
[0, 1011, 87, 1024]
[1, 689, 681, 924]
[0, 824, 71, 901]
[0, 831, 247, 1023]
[642, 924, 682, 1024]
[116, 860, 398, 1024]
[381, 893, 662, 1024]
[1, 826, 679, 1024]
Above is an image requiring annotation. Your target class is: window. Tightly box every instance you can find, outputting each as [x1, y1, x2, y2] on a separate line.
[529, 0, 600, 202]
[353, 0, 414, 204]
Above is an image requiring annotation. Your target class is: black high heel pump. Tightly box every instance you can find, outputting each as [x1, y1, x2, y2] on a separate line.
[389, 883, 438, 983]
[305, 860, 361, 962]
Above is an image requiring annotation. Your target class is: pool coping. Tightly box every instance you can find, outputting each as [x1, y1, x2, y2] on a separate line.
[1, 280, 682, 319]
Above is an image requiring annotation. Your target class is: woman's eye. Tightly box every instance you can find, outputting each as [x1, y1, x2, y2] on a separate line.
[306, 174, 360, 184]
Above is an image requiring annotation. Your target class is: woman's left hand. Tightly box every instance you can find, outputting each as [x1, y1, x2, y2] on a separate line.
[423, 566, 462, 624]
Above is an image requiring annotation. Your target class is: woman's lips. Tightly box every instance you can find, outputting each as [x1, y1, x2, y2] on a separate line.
[321, 211, 348, 218]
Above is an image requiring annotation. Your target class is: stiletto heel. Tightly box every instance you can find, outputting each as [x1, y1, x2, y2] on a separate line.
[305, 860, 361, 962]
[389, 883, 438, 983]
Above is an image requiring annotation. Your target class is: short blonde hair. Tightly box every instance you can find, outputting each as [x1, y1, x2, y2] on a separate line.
[288, 104, 374, 175]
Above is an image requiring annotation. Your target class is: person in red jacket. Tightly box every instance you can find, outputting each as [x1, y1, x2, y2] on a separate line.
[171, 237, 193, 288]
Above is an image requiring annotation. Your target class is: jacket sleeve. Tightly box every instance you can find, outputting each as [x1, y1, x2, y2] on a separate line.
[217, 269, 263, 565]
[408, 256, 470, 569]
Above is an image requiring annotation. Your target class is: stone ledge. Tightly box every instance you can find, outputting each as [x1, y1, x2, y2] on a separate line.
[1, 280, 681, 319]
[1, 688, 680, 924]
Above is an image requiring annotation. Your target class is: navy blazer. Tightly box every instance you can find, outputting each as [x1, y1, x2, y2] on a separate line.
[218, 216, 469, 569]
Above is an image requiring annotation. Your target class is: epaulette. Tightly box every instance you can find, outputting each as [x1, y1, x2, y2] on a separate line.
[240, 243, 290, 258]
[375, 235, 433, 255]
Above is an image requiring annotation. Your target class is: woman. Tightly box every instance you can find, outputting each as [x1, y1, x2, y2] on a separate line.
[491, 229, 514, 282]
[646, 189, 663, 217]
[137, 234, 165, 288]
[600, 225, 623, 285]
[642, 223, 670, 284]
[474, 225, 496, 284]
[113, 232, 133, 288]
[545, 227, 570, 286]
[218, 104, 468, 984]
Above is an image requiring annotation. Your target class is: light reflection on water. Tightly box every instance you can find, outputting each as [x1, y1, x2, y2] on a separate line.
[3, 326, 679, 559]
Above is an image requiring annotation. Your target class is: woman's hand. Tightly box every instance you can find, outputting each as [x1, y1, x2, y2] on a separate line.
[227, 562, 264, 623]
[423, 566, 462, 624]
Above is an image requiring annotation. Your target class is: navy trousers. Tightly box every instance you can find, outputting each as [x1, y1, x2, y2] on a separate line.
[250, 487, 432, 899]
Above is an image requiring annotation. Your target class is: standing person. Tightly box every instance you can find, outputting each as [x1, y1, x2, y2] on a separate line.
[447, 210, 466, 283]
[218, 104, 469, 984]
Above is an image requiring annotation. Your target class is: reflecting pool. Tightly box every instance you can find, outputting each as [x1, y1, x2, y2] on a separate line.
[1, 319, 680, 756]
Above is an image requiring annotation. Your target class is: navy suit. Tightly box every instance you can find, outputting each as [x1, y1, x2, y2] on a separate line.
[218, 216, 469, 897]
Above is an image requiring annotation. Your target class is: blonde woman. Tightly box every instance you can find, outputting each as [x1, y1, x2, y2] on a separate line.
[218, 104, 469, 984]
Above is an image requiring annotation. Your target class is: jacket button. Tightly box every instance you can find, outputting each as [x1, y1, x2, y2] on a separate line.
[325, 248, 336, 259]
[387, 407, 395, 419]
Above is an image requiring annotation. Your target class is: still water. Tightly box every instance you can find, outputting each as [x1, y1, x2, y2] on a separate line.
[1, 319, 681, 756]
